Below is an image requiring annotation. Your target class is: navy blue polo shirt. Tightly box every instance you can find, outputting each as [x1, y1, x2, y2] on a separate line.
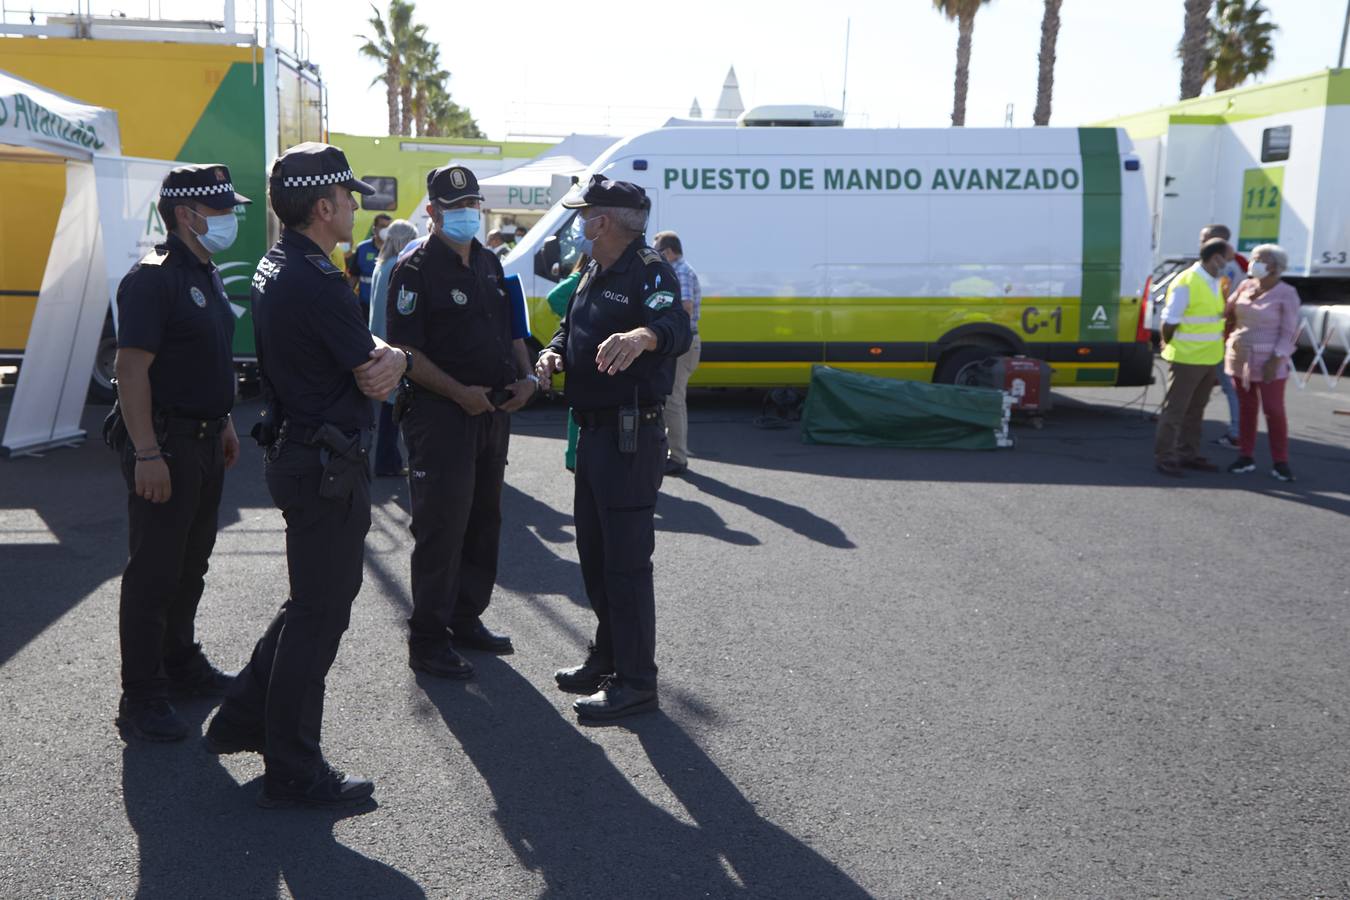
[251, 229, 375, 431]
[115, 232, 236, 419]
[546, 238, 691, 411]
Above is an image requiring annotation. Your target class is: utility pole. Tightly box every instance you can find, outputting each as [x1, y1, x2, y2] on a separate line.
[841, 18, 851, 117]
[1340, 0, 1350, 69]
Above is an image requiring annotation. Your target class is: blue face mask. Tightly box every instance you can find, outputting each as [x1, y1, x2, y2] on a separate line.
[438, 206, 481, 243]
[191, 208, 238, 254]
[571, 213, 601, 255]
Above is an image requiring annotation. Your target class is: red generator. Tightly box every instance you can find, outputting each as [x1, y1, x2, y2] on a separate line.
[971, 355, 1053, 413]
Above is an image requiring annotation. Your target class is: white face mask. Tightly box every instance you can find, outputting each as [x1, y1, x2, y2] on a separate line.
[1249, 260, 1270, 278]
[377, 227, 390, 241]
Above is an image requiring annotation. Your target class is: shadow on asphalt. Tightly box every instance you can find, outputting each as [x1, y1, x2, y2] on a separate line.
[119, 701, 424, 900]
[414, 657, 872, 898]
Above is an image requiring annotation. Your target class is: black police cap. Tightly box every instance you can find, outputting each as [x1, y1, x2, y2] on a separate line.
[159, 163, 251, 209]
[561, 174, 650, 211]
[269, 142, 374, 196]
[427, 165, 484, 205]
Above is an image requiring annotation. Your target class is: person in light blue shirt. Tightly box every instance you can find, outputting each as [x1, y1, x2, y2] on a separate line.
[369, 218, 418, 475]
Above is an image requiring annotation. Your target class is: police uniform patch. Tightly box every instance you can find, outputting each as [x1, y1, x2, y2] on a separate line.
[397, 286, 418, 315]
[190, 286, 207, 308]
[637, 248, 662, 265]
[645, 290, 675, 311]
[305, 253, 341, 276]
[450, 169, 467, 189]
[451, 289, 468, 306]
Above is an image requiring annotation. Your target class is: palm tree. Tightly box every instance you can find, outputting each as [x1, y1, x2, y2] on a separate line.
[932, 0, 994, 127]
[407, 37, 444, 137]
[1206, 0, 1278, 92]
[1179, 0, 1214, 99]
[1032, 0, 1062, 126]
[356, 0, 420, 136]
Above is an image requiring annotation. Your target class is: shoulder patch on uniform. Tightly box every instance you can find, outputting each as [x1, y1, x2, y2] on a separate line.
[645, 290, 676, 311]
[396, 286, 418, 315]
[306, 254, 342, 276]
[637, 248, 662, 265]
[138, 248, 169, 267]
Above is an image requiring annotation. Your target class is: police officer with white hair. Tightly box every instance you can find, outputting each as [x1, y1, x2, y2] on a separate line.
[536, 174, 691, 722]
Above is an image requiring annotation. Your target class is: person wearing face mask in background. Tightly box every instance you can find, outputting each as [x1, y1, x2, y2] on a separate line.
[386, 165, 538, 679]
[348, 213, 392, 324]
[1199, 224, 1247, 449]
[1222, 243, 1301, 481]
[109, 164, 249, 742]
[1154, 237, 1232, 477]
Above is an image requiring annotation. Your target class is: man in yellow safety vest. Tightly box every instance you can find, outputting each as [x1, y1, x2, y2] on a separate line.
[1154, 238, 1231, 477]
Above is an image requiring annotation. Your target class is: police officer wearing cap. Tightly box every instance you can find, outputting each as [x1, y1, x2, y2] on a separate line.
[203, 142, 405, 809]
[536, 175, 691, 722]
[386, 165, 536, 679]
[112, 164, 248, 743]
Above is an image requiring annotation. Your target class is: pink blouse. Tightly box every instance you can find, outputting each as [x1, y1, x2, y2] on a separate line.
[1224, 278, 1300, 385]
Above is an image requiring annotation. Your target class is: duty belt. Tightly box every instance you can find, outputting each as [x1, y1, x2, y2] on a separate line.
[572, 405, 663, 428]
[161, 415, 230, 440]
[277, 420, 365, 447]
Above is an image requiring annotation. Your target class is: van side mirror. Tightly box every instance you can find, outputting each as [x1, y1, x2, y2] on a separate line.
[535, 236, 561, 282]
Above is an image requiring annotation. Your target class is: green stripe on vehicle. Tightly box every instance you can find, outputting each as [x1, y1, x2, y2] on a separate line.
[1078, 128, 1121, 343]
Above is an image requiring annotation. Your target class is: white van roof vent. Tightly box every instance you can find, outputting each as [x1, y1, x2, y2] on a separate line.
[738, 105, 844, 127]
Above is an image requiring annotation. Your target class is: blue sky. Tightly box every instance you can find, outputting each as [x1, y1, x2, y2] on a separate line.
[49, 1, 1350, 138]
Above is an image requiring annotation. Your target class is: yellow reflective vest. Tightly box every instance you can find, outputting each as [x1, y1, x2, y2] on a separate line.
[1161, 265, 1225, 365]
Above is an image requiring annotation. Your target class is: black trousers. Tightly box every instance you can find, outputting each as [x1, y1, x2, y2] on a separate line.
[573, 417, 665, 691]
[119, 431, 224, 700]
[219, 439, 371, 780]
[374, 402, 403, 475]
[402, 396, 510, 650]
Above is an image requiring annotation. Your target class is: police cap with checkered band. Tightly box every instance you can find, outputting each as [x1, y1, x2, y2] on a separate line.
[159, 163, 251, 210]
[269, 142, 375, 196]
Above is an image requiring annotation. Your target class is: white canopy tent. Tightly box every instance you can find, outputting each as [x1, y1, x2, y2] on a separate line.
[0, 70, 178, 457]
[478, 135, 619, 212]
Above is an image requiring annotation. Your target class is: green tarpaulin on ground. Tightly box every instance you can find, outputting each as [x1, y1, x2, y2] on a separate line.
[801, 366, 1010, 450]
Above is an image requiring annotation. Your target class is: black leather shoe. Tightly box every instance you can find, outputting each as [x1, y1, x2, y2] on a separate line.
[258, 764, 375, 810]
[554, 646, 614, 694]
[166, 655, 234, 698]
[116, 696, 189, 742]
[202, 709, 265, 755]
[451, 621, 514, 654]
[573, 680, 658, 722]
[664, 458, 688, 476]
[409, 645, 475, 679]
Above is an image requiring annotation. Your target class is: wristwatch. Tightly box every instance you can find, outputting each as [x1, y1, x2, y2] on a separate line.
[402, 348, 414, 373]
[526, 374, 540, 386]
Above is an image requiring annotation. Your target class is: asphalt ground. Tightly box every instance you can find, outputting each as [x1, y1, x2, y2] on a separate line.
[1, 375, 1348, 899]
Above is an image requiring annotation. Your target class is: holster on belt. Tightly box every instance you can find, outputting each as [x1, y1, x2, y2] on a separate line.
[392, 382, 414, 425]
[312, 422, 367, 502]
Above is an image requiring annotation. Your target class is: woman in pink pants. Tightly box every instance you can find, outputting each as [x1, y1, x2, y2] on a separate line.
[1223, 243, 1301, 482]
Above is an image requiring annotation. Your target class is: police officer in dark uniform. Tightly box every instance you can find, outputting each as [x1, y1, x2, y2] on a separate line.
[387, 165, 537, 679]
[112, 164, 249, 742]
[203, 143, 406, 808]
[536, 175, 691, 722]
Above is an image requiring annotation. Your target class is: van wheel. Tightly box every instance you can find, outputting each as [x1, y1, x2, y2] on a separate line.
[934, 344, 1002, 385]
[88, 324, 118, 403]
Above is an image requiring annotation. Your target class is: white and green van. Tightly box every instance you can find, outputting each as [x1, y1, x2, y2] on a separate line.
[505, 112, 1154, 388]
